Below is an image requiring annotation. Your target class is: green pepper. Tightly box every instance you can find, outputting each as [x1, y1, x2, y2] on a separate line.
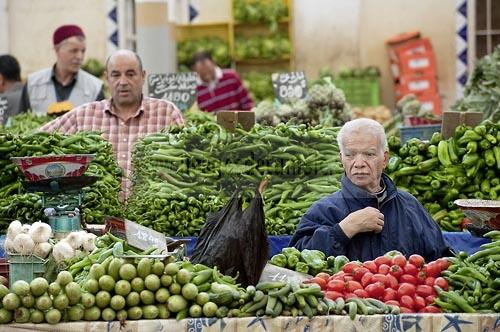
[466, 159, 485, 178]
[295, 262, 310, 274]
[466, 141, 477, 154]
[438, 141, 452, 166]
[484, 149, 496, 167]
[409, 146, 419, 156]
[448, 138, 459, 163]
[453, 125, 468, 140]
[287, 254, 300, 269]
[270, 254, 287, 268]
[493, 146, 500, 170]
[489, 185, 500, 200]
[479, 139, 491, 151]
[300, 249, 326, 271]
[386, 156, 402, 173]
[474, 125, 487, 137]
[457, 130, 483, 145]
[395, 166, 420, 177]
[462, 153, 479, 167]
[430, 132, 443, 145]
[282, 247, 301, 259]
[333, 255, 349, 273]
[399, 145, 409, 158]
[430, 180, 441, 189]
[427, 144, 438, 157]
[413, 175, 432, 184]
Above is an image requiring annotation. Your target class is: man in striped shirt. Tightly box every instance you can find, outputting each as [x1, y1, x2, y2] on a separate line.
[40, 50, 185, 199]
[193, 52, 253, 113]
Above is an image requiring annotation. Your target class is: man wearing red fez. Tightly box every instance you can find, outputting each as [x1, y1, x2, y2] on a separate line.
[20, 24, 104, 115]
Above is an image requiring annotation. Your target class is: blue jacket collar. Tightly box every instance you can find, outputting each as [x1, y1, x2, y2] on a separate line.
[340, 173, 397, 205]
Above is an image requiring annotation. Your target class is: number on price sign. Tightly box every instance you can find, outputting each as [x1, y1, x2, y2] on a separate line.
[148, 73, 198, 111]
[124, 219, 167, 252]
[272, 71, 307, 103]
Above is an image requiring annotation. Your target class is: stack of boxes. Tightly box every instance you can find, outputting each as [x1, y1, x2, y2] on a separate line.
[386, 31, 441, 116]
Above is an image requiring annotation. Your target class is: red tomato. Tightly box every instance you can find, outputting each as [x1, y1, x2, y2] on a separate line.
[371, 274, 388, 287]
[389, 265, 404, 279]
[342, 262, 362, 274]
[416, 285, 433, 298]
[353, 289, 369, 298]
[419, 305, 442, 313]
[434, 277, 448, 291]
[345, 280, 363, 292]
[362, 260, 378, 274]
[325, 291, 344, 301]
[400, 295, 414, 310]
[425, 295, 436, 305]
[414, 296, 426, 311]
[416, 271, 427, 285]
[391, 255, 407, 268]
[386, 274, 399, 290]
[378, 264, 390, 275]
[309, 277, 327, 290]
[408, 254, 425, 268]
[399, 306, 414, 314]
[361, 272, 374, 288]
[436, 258, 450, 271]
[329, 271, 345, 282]
[424, 262, 440, 278]
[424, 277, 436, 287]
[315, 272, 330, 281]
[397, 283, 416, 298]
[374, 256, 392, 267]
[382, 288, 397, 302]
[352, 267, 370, 281]
[403, 263, 418, 276]
[344, 293, 357, 300]
[327, 279, 345, 292]
[365, 282, 385, 299]
[344, 276, 354, 282]
[384, 300, 400, 307]
[400, 274, 418, 285]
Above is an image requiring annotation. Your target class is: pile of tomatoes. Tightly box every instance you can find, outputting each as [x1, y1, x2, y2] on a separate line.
[306, 253, 450, 313]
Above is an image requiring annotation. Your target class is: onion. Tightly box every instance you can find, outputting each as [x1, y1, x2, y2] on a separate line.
[82, 233, 97, 252]
[13, 234, 35, 255]
[52, 241, 75, 263]
[7, 220, 22, 240]
[65, 232, 84, 250]
[4, 238, 16, 254]
[21, 224, 31, 234]
[33, 243, 52, 259]
[28, 221, 52, 243]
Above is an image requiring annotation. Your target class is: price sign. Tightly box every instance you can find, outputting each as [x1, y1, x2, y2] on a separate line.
[258, 264, 311, 284]
[105, 216, 167, 252]
[0, 97, 7, 125]
[272, 71, 307, 103]
[148, 73, 198, 111]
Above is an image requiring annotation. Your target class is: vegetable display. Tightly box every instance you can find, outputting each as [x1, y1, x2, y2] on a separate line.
[436, 231, 500, 313]
[387, 121, 500, 231]
[233, 0, 288, 32]
[241, 72, 274, 102]
[0, 132, 122, 230]
[269, 247, 349, 276]
[4, 220, 53, 258]
[307, 251, 450, 313]
[1, 113, 54, 135]
[177, 37, 231, 71]
[126, 122, 343, 236]
[235, 35, 290, 60]
[453, 45, 500, 122]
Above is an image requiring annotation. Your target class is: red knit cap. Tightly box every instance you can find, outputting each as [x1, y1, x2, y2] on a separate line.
[53, 25, 85, 45]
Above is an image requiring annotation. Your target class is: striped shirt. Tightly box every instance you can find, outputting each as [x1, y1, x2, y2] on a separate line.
[196, 68, 254, 113]
[40, 96, 185, 198]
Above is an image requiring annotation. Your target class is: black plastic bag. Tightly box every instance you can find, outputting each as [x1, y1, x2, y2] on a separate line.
[191, 187, 268, 286]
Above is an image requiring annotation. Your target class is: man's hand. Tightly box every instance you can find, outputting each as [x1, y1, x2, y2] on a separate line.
[338, 207, 385, 238]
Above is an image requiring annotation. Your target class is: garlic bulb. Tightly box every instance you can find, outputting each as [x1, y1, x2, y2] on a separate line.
[65, 232, 84, 250]
[4, 238, 16, 254]
[52, 241, 75, 263]
[33, 242, 52, 258]
[7, 220, 22, 240]
[21, 224, 31, 234]
[13, 233, 35, 255]
[82, 233, 97, 252]
[29, 221, 52, 243]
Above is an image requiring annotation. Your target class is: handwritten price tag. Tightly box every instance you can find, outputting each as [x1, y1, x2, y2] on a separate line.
[272, 71, 307, 103]
[148, 73, 198, 111]
[124, 219, 167, 252]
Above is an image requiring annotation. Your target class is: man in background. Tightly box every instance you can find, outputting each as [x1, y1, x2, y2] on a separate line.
[193, 51, 253, 113]
[0, 55, 23, 125]
[20, 24, 104, 116]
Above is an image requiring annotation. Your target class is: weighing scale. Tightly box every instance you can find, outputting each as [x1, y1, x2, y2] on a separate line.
[11, 154, 98, 239]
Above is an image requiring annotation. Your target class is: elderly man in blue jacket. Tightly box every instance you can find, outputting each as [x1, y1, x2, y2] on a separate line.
[289, 118, 449, 262]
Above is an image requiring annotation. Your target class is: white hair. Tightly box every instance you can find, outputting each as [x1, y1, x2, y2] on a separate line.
[337, 118, 388, 154]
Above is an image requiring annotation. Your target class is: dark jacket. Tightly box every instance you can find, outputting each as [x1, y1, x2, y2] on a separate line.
[289, 174, 449, 262]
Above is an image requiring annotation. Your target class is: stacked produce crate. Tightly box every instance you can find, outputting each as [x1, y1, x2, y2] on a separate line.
[386, 31, 441, 116]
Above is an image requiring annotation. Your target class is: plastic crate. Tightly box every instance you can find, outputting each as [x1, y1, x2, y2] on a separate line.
[400, 124, 441, 143]
[0, 258, 8, 286]
[8, 255, 47, 285]
[334, 77, 381, 106]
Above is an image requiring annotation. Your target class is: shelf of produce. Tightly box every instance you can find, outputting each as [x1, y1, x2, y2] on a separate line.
[233, 18, 291, 27]
[234, 56, 291, 64]
[3, 313, 498, 331]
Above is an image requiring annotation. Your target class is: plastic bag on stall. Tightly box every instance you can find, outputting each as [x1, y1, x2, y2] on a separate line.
[191, 181, 269, 286]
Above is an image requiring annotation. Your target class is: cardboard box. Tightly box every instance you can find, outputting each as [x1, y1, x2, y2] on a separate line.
[216, 111, 255, 132]
[398, 51, 437, 77]
[441, 111, 483, 139]
[398, 75, 438, 95]
[395, 38, 434, 59]
[418, 92, 442, 116]
[386, 31, 421, 62]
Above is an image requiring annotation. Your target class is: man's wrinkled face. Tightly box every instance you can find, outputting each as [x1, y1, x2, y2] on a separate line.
[193, 59, 215, 83]
[340, 132, 389, 193]
[106, 54, 145, 108]
[55, 36, 86, 74]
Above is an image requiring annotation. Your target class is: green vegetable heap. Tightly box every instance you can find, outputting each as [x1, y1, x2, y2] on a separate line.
[1, 113, 54, 135]
[235, 35, 290, 60]
[233, 0, 288, 33]
[126, 122, 344, 236]
[242, 72, 274, 102]
[177, 37, 231, 72]
[0, 132, 122, 229]
[436, 230, 500, 313]
[387, 121, 500, 231]
[270, 247, 350, 276]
